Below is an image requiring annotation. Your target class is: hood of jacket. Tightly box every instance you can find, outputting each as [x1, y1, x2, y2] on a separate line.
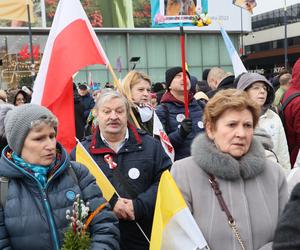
[191, 133, 266, 180]
[160, 91, 194, 105]
[253, 127, 274, 151]
[218, 75, 236, 89]
[290, 58, 300, 89]
[237, 72, 275, 111]
[0, 143, 69, 179]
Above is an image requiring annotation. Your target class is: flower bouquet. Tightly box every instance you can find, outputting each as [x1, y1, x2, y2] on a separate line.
[61, 194, 107, 250]
[192, 13, 212, 27]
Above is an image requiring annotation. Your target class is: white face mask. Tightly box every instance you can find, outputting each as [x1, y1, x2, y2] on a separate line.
[137, 106, 153, 122]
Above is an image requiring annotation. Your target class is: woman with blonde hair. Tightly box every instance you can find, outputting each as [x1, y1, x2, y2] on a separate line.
[171, 89, 288, 250]
[122, 70, 154, 134]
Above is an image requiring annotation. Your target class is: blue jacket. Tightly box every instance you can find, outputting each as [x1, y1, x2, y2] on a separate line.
[156, 91, 205, 161]
[0, 144, 120, 250]
[71, 124, 171, 250]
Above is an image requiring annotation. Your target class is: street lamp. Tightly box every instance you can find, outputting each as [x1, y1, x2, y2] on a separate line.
[284, 0, 288, 69]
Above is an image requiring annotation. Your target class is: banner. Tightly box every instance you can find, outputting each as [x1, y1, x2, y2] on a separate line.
[0, 0, 35, 23]
[233, 0, 257, 14]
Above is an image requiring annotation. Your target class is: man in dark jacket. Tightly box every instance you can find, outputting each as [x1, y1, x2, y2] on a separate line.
[206, 67, 236, 98]
[156, 66, 205, 161]
[78, 83, 95, 121]
[71, 90, 171, 250]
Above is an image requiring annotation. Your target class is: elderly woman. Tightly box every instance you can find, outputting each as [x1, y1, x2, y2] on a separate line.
[122, 70, 154, 134]
[0, 104, 120, 250]
[237, 73, 291, 174]
[171, 89, 288, 250]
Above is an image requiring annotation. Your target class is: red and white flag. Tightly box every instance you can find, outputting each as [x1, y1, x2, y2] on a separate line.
[153, 112, 175, 162]
[31, 0, 109, 152]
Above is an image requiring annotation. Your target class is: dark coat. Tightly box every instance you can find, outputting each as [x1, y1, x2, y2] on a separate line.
[207, 75, 236, 98]
[273, 182, 300, 250]
[74, 91, 86, 140]
[71, 124, 171, 250]
[79, 93, 95, 121]
[156, 91, 205, 161]
[0, 144, 120, 250]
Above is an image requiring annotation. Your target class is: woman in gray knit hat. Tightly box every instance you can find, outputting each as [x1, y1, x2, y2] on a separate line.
[0, 104, 120, 250]
[237, 72, 291, 175]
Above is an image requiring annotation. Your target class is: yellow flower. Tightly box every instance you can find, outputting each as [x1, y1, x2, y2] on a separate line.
[206, 18, 212, 25]
[197, 20, 204, 27]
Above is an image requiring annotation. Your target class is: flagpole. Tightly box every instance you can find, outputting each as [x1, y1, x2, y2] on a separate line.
[26, 0, 35, 85]
[75, 138, 149, 243]
[179, 26, 189, 118]
[107, 63, 141, 129]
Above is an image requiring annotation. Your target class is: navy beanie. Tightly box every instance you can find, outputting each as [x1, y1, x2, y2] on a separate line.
[165, 67, 190, 90]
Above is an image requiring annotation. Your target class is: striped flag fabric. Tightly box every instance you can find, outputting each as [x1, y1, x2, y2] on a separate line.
[150, 171, 209, 250]
[75, 141, 118, 202]
[220, 25, 247, 78]
[153, 111, 175, 162]
[31, 0, 109, 152]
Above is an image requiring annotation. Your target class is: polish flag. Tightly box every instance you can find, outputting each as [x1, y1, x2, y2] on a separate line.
[31, 0, 109, 152]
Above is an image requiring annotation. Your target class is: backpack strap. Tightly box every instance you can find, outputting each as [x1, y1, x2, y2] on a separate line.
[279, 92, 300, 125]
[281, 92, 300, 110]
[0, 177, 9, 208]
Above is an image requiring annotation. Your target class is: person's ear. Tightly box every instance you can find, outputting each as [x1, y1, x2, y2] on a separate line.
[206, 123, 214, 140]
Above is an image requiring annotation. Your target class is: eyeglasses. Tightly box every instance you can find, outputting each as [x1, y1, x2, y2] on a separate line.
[249, 84, 268, 92]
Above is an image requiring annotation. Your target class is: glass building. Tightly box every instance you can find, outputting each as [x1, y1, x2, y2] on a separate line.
[0, 28, 239, 89]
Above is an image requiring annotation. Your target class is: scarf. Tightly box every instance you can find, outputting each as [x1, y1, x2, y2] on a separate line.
[12, 152, 55, 188]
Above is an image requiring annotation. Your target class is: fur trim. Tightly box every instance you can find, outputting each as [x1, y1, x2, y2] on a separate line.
[191, 133, 266, 180]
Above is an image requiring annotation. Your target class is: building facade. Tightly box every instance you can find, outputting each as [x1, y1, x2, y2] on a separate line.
[0, 28, 240, 89]
[243, 3, 300, 76]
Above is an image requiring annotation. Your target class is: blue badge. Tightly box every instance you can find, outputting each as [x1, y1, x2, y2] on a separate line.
[66, 190, 76, 201]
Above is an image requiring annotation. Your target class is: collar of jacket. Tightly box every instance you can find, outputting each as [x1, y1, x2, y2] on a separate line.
[191, 133, 266, 180]
[0, 143, 69, 179]
[89, 122, 142, 155]
[160, 91, 194, 105]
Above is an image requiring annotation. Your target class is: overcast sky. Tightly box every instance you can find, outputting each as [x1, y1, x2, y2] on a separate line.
[253, 0, 300, 15]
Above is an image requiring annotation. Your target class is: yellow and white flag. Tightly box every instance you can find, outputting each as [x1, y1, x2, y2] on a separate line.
[75, 141, 118, 202]
[150, 171, 209, 250]
[0, 0, 35, 22]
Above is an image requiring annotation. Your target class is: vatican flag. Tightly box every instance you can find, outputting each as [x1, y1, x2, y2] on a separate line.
[75, 141, 117, 202]
[150, 171, 209, 250]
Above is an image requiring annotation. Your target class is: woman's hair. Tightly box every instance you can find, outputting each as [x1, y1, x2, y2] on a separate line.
[122, 70, 151, 104]
[13, 90, 29, 105]
[95, 89, 130, 116]
[203, 89, 260, 130]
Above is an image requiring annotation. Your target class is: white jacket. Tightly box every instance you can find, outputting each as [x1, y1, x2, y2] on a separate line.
[259, 109, 291, 175]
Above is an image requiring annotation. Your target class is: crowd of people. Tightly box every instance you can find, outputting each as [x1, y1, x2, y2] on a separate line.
[0, 58, 299, 249]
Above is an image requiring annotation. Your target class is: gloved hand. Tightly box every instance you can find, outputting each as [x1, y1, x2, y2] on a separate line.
[179, 118, 192, 138]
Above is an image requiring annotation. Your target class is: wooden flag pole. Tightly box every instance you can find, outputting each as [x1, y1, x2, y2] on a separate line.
[107, 63, 141, 129]
[179, 26, 189, 118]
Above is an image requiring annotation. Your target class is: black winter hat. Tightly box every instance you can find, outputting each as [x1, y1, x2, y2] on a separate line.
[165, 66, 190, 90]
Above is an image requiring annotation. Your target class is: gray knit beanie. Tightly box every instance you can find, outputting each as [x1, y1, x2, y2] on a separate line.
[4, 104, 57, 155]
